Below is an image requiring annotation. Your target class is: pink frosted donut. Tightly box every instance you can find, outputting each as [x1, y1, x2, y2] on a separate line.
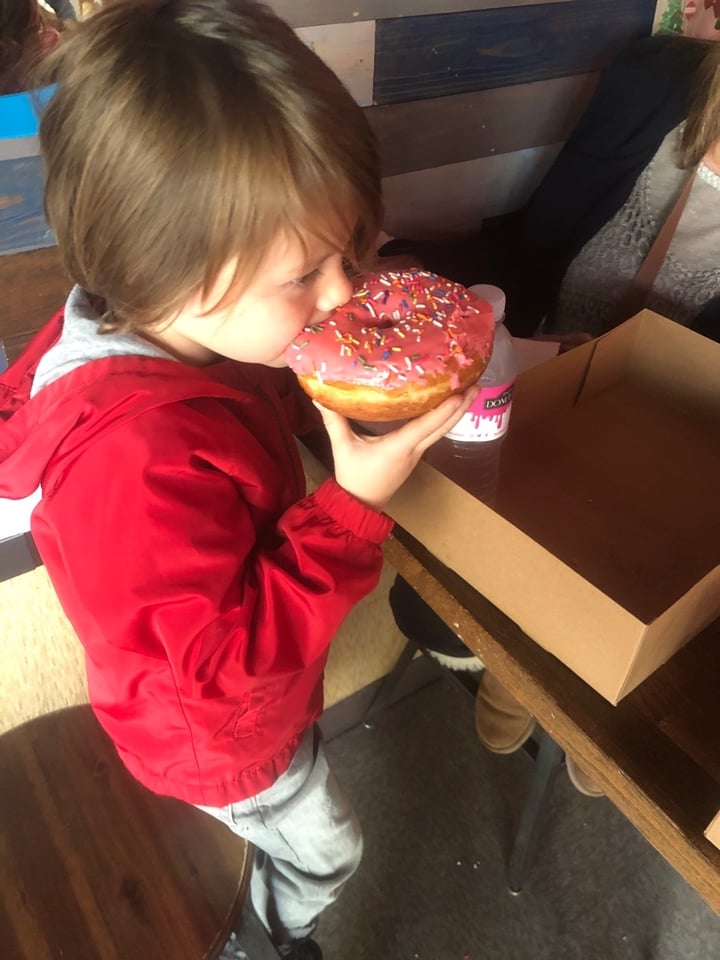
[285, 269, 495, 421]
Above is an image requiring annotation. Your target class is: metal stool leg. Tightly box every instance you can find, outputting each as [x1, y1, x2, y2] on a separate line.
[507, 727, 564, 893]
[362, 637, 419, 728]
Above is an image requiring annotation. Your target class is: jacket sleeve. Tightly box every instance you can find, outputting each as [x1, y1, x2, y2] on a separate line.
[39, 399, 393, 697]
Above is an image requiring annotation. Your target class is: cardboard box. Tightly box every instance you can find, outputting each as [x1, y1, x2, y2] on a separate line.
[384, 310, 720, 703]
[705, 811, 720, 852]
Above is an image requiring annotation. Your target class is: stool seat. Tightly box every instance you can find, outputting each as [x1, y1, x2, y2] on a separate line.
[0, 705, 251, 959]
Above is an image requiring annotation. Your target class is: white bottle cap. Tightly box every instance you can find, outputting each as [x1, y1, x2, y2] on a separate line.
[468, 284, 506, 324]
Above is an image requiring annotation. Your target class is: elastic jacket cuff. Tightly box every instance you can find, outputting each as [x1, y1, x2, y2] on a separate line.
[312, 478, 393, 544]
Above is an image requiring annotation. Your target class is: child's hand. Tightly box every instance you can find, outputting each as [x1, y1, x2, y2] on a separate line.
[316, 386, 478, 511]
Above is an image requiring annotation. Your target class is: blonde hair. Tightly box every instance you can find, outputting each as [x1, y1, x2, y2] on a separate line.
[680, 39, 720, 167]
[38, 0, 382, 331]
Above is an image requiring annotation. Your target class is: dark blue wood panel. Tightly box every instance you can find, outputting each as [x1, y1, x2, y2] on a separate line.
[374, 0, 656, 104]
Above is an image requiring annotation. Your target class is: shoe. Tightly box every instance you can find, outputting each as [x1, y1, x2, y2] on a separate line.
[278, 938, 323, 960]
[389, 576, 484, 672]
[565, 755, 604, 797]
[474, 670, 535, 754]
[219, 932, 248, 960]
[422, 637, 484, 673]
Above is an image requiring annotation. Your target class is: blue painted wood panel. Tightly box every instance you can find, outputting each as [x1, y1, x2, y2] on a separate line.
[0, 156, 55, 256]
[0, 87, 55, 139]
[374, 0, 656, 104]
[1, 88, 56, 256]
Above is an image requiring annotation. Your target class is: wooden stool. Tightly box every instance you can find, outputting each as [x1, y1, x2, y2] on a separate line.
[0, 705, 251, 959]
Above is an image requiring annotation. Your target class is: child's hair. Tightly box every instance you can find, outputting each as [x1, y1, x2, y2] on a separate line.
[0, 0, 52, 94]
[680, 38, 720, 167]
[38, 0, 383, 331]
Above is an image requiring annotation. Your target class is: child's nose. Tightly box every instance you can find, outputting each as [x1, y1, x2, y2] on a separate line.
[316, 261, 353, 313]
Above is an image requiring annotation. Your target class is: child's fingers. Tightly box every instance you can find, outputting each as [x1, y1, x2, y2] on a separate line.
[391, 386, 478, 451]
[313, 402, 355, 447]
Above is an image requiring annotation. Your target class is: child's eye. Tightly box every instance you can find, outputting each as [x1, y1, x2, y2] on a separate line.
[290, 268, 321, 288]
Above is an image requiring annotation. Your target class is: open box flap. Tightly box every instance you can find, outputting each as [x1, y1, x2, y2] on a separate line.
[543, 311, 720, 423]
[608, 311, 720, 423]
[508, 334, 598, 431]
[498, 313, 720, 624]
[573, 312, 646, 405]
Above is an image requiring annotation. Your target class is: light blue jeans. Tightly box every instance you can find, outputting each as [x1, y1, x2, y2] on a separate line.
[197, 727, 362, 945]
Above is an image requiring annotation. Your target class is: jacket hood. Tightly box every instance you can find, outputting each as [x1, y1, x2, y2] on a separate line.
[0, 310, 261, 501]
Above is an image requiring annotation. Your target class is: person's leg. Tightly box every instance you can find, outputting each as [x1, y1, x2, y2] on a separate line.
[565, 755, 604, 797]
[198, 727, 361, 952]
[474, 669, 535, 754]
[475, 675, 603, 795]
[389, 575, 483, 671]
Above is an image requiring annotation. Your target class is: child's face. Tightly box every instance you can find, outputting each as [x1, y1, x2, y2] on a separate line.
[153, 231, 353, 366]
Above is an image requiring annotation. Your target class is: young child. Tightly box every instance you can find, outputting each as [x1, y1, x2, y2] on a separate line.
[0, 2, 475, 957]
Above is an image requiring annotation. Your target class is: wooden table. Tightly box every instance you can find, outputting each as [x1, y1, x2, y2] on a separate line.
[3, 246, 720, 916]
[381, 524, 720, 915]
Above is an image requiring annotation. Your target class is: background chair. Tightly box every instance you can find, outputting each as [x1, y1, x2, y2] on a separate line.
[0, 563, 252, 959]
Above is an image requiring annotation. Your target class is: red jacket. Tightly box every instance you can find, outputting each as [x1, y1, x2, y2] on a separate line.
[0, 312, 393, 805]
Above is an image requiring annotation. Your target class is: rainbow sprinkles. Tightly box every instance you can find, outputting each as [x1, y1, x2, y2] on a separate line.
[285, 269, 494, 390]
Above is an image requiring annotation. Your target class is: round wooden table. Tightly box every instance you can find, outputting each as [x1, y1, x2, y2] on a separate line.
[0, 705, 251, 959]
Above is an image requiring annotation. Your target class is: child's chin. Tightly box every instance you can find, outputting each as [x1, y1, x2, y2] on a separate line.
[265, 356, 290, 368]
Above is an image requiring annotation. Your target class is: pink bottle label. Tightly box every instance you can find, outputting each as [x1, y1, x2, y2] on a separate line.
[446, 378, 515, 441]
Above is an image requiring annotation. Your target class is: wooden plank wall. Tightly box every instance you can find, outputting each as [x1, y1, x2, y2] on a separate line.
[1, 0, 658, 257]
[272, 0, 658, 238]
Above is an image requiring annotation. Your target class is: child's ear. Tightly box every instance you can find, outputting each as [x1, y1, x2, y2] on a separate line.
[193, 260, 239, 315]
